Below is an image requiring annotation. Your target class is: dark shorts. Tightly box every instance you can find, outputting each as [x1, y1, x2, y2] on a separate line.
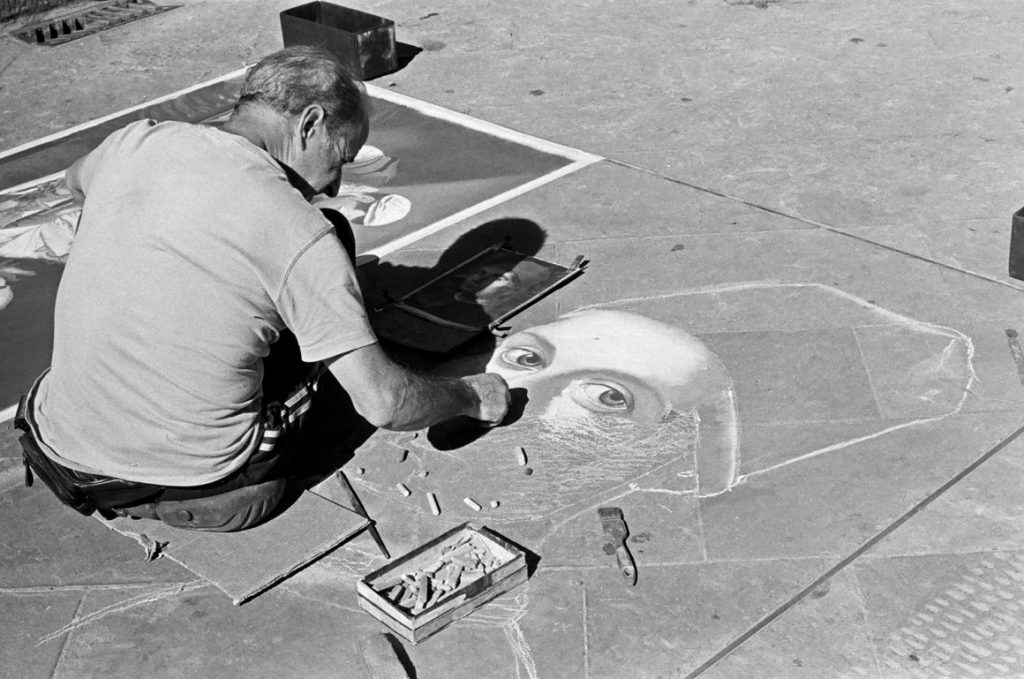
[17, 355, 320, 532]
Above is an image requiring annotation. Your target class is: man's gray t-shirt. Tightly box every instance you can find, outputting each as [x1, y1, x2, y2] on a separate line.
[32, 120, 377, 486]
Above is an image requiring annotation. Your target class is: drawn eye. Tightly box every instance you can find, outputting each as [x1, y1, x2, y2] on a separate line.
[573, 381, 633, 413]
[500, 346, 546, 370]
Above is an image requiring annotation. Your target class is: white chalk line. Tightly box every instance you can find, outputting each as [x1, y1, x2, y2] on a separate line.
[365, 84, 601, 165]
[577, 281, 981, 480]
[0, 68, 249, 162]
[362, 157, 600, 259]
[463, 590, 538, 679]
[38, 580, 208, 644]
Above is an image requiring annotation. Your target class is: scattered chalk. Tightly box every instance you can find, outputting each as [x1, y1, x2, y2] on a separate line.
[463, 497, 482, 512]
[490, 500, 500, 509]
[396, 483, 411, 497]
[427, 492, 441, 516]
[515, 446, 528, 466]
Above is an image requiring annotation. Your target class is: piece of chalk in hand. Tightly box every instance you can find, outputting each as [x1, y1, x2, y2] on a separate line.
[463, 497, 482, 512]
[427, 492, 441, 516]
[396, 483, 411, 497]
[516, 446, 528, 466]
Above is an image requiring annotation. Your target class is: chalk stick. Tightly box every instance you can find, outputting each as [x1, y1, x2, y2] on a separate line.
[427, 492, 441, 516]
[516, 446, 528, 466]
[463, 497, 482, 512]
[396, 483, 411, 497]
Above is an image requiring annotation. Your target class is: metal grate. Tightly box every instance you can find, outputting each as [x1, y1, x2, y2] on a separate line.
[11, 0, 180, 46]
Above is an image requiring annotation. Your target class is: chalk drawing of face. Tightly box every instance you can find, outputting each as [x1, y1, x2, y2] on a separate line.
[484, 309, 739, 499]
[455, 265, 521, 305]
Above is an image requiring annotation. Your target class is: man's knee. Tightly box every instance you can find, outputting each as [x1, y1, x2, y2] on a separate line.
[118, 478, 287, 532]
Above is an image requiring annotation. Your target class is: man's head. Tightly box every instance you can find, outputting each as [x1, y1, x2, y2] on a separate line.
[233, 46, 370, 196]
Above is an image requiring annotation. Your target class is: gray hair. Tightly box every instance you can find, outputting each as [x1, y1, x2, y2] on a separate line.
[236, 46, 368, 134]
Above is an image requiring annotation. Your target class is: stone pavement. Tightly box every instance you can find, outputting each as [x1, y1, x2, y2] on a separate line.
[2, 1, 1024, 678]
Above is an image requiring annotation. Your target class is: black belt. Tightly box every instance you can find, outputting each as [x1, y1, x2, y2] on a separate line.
[14, 395, 161, 517]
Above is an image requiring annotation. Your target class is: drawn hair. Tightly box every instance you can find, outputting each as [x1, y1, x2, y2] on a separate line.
[235, 46, 368, 135]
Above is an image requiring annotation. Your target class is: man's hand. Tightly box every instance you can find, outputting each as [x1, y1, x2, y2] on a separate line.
[460, 373, 511, 427]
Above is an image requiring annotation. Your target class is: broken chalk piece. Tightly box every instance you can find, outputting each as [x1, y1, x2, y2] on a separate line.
[516, 446, 528, 466]
[490, 500, 500, 509]
[356, 467, 365, 475]
[418, 470, 429, 478]
[463, 497, 482, 512]
[427, 492, 441, 516]
[398, 449, 408, 463]
[396, 483, 411, 497]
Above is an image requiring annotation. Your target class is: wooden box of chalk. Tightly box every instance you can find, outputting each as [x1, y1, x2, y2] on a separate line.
[356, 523, 528, 644]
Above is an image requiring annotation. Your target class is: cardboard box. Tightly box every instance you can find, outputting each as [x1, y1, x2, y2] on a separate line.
[357, 523, 528, 644]
[280, 2, 397, 80]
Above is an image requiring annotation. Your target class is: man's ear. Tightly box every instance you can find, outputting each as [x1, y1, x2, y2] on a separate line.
[297, 104, 328, 148]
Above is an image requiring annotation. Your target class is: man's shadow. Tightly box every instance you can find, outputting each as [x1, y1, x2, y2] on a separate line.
[276, 216, 546, 506]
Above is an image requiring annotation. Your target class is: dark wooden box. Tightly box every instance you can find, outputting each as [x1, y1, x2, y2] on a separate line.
[280, 2, 396, 80]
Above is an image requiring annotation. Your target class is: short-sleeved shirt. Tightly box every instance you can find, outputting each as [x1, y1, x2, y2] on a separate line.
[31, 120, 377, 486]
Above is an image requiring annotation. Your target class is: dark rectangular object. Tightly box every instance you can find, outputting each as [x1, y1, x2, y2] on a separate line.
[9, 0, 179, 47]
[1010, 206, 1024, 281]
[280, 2, 397, 80]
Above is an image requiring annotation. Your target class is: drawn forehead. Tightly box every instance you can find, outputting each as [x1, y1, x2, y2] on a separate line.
[522, 311, 710, 378]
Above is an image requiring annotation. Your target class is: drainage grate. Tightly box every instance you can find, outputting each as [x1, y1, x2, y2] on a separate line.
[11, 0, 181, 46]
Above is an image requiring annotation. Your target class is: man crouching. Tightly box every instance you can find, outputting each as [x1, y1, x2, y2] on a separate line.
[15, 46, 509, 531]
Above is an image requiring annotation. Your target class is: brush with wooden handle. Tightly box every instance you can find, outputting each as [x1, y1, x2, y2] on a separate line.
[597, 506, 638, 586]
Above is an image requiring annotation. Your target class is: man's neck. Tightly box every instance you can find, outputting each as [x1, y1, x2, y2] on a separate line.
[221, 107, 316, 200]
[221, 106, 290, 163]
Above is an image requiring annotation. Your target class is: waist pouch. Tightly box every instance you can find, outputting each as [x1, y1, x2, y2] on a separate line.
[14, 395, 161, 516]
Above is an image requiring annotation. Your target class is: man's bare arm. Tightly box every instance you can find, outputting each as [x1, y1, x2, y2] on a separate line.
[325, 343, 510, 431]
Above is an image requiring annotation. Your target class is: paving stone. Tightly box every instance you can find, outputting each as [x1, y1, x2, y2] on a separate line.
[954, 322, 1024, 415]
[0, 484, 191, 588]
[700, 569, 880, 679]
[701, 411, 1024, 560]
[0, 590, 82, 679]
[867, 435, 1024, 556]
[854, 551, 1024, 679]
[584, 559, 826, 679]
[702, 328, 881, 424]
[55, 584, 380, 679]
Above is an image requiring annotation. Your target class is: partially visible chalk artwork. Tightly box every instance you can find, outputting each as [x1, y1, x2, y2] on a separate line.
[0, 177, 77, 311]
[313, 145, 412, 228]
[355, 282, 976, 528]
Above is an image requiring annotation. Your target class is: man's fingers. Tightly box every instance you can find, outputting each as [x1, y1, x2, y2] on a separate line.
[464, 372, 511, 426]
